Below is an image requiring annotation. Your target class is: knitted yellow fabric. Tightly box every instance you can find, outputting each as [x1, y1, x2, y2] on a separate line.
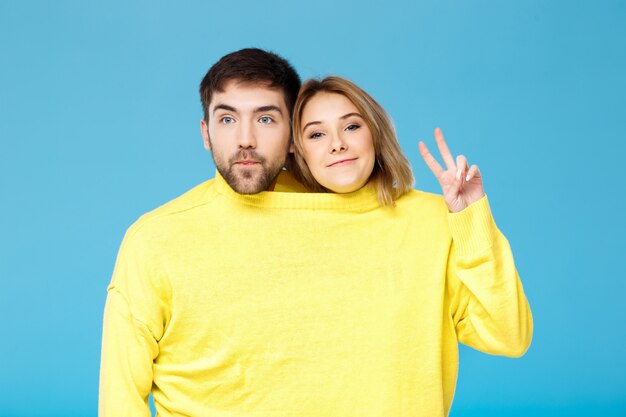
[99, 171, 532, 417]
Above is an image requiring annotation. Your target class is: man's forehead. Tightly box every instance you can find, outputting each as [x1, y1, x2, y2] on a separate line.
[210, 79, 286, 110]
[215, 79, 282, 98]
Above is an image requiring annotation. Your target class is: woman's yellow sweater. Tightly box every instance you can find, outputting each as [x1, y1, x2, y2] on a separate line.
[99, 172, 532, 417]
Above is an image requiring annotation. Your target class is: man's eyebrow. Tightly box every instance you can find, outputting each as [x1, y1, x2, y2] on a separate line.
[212, 104, 283, 116]
[255, 105, 283, 115]
[212, 104, 237, 115]
[302, 113, 363, 131]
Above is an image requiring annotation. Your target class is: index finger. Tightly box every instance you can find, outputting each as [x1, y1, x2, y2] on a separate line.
[418, 141, 444, 179]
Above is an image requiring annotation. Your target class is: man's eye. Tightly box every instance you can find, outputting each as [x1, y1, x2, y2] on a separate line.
[346, 124, 360, 131]
[220, 117, 235, 124]
[258, 116, 273, 124]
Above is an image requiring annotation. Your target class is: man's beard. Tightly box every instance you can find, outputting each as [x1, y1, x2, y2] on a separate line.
[211, 148, 287, 194]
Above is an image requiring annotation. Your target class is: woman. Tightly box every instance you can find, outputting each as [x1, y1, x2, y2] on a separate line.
[289, 76, 532, 415]
[292, 76, 484, 213]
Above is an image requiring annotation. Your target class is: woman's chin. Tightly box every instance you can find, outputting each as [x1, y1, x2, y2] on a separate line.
[320, 179, 370, 194]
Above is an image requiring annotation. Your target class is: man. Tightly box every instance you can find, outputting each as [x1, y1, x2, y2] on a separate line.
[197, 48, 302, 194]
[100, 48, 531, 417]
[99, 48, 304, 417]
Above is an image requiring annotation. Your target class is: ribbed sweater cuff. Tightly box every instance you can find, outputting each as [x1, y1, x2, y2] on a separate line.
[447, 196, 496, 256]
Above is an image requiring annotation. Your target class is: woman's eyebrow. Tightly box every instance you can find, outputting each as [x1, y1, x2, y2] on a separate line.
[340, 112, 363, 120]
[302, 113, 364, 131]
[302, 120, 321, 131]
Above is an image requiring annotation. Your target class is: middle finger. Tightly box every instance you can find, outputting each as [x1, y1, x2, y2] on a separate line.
[434, 128, 456, 171]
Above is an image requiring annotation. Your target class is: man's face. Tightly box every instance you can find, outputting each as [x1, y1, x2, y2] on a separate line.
[201, 80, 292, 194]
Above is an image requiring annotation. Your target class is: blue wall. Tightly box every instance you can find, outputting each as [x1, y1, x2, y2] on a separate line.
[1, 1, 624, 415]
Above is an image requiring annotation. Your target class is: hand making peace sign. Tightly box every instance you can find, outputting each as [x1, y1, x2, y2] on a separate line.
[418, 128, 486, 213]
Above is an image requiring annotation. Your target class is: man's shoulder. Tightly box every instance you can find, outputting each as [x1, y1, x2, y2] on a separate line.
[147, 178, 217, 217]
[125, 178, 218, 240]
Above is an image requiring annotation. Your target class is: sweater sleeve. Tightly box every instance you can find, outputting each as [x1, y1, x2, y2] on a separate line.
[445, 196, 533, 357]
[99, 226, 169, 417]
[99, 289, 157, 417]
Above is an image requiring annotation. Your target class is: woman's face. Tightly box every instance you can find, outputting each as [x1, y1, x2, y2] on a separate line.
[299, 92, 376, 194]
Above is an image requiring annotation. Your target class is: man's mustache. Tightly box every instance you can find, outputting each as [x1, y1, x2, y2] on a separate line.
[229, 150, 266, 165]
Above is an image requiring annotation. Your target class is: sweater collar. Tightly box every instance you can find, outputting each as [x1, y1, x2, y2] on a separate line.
[212, 170, 380, 212]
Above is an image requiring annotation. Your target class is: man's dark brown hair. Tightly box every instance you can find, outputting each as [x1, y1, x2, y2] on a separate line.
[199, 48, 301, 122]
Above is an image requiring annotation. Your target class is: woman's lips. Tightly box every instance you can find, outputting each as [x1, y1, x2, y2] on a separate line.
[327, 158, 357, 167]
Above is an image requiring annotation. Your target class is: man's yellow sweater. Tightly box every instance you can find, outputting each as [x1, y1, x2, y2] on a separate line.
[99, 171, 532, 417]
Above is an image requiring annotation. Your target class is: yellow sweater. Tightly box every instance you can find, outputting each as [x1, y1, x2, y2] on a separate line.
[99, 171, 532, 417]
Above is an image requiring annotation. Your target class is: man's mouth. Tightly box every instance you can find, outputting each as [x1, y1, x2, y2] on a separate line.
[234, 160, 259, 166]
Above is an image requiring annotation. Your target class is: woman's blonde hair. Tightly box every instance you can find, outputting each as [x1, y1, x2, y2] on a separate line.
[292, 76, 414, 207]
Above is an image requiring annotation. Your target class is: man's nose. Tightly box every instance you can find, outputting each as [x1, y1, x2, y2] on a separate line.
[237, 120, 257, 149]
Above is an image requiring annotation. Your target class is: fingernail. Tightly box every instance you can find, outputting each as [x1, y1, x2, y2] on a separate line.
[466, 173, 471, 181]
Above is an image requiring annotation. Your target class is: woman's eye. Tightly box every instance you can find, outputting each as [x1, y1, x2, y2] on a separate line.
[220, 117, 235, 124]
[346, 123, 360, 131]
[258, 116, 273, 124]
[308, 132, 323, 139]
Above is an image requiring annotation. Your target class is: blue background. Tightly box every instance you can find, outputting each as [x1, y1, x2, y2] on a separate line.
[1, 1, 625, 416]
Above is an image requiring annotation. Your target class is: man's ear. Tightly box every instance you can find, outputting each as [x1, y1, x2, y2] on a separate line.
[200, 119, 211, 151]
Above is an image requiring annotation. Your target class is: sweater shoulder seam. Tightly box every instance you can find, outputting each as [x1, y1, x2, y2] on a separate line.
[125, 180, 217, 241]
